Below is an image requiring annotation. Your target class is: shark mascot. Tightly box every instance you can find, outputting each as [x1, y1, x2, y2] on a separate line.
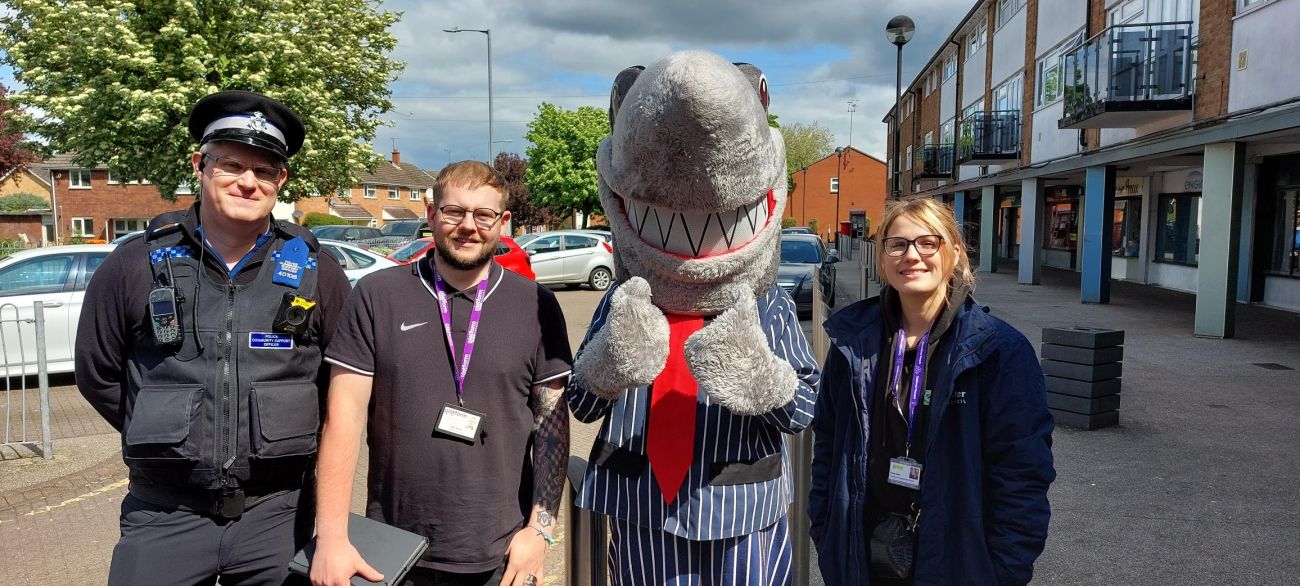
[567, 51, 821, 585]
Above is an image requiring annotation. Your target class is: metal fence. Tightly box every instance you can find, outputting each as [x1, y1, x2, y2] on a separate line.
[564, 272, 834, 584]
[1, 301, 55, 459]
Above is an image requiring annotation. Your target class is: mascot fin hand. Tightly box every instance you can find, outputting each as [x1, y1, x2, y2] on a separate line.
[573, 277, 670, 400]
[683, 286, 798, 416]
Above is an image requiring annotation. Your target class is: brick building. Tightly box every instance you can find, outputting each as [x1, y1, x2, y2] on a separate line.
[786, 146, 888, 241]
[0, 166, 54, 243]
[883, 0, 1300, 336]
[26, 154, 192, 243]
[294, 150, 435, 226]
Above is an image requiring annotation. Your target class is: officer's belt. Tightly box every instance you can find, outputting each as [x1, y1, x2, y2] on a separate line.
[590, 437, 783, 486]
[128, 481, 299, 519]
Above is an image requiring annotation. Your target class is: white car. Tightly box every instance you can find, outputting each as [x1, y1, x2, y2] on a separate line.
[521, 231, 615, 290]
[319, 239, 397, 286]
[0, 244, 115, 375]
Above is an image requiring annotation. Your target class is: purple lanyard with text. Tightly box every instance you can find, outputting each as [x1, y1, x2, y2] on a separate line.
[889, 327, 931, 455]
[432, 270, 489, 406]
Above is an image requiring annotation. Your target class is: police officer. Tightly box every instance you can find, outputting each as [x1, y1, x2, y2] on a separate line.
[76, 90, 351, 585]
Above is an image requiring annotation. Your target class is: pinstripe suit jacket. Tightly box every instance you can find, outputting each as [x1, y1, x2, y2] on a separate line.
[568, 284, 821, 541]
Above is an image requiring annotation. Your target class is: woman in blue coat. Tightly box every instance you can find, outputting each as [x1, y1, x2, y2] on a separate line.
[809, 197, 1055, 585]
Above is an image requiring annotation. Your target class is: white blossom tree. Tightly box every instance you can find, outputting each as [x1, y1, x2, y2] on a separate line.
[1, 0, 404, 201]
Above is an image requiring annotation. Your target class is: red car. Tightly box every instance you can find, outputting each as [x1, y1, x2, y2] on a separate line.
[387, 236, 536, 281]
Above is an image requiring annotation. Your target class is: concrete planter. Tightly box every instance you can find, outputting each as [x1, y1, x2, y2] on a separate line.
[1041, 327, 1124, 430]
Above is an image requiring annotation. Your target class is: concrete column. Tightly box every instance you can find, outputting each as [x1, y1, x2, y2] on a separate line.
[1196, 142, 1246, 338]
[979, 185, 998, 273]
[1019, 177, 1044, 284]
[1080, 165, 1116, 303]
[1236, 162, 1257, 302]
[953, 190, 967, 233]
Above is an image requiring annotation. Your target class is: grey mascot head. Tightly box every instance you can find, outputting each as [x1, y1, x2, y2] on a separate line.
[597, 51, 787, 315]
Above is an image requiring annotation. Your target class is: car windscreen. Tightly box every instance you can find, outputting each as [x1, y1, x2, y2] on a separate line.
[381, 221, 420, 237]
[312, 226, 347, 239]
[780, 240, 822, 264]
[390, 240, 428, 262]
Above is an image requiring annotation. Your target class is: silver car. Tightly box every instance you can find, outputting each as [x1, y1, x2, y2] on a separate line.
[521, 232, 615, 290]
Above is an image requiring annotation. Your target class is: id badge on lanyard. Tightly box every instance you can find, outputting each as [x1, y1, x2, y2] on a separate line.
[431, 269, 489, 442]
[886, 328, 930, 491]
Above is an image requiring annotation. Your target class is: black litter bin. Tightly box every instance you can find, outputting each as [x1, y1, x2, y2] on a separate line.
[1041, 327, 1124, 430]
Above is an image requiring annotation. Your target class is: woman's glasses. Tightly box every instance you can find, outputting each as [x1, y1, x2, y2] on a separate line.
[882, 235, 944, 257]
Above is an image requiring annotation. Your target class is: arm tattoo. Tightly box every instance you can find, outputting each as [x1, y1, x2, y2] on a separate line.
[530, 379, 569, 518]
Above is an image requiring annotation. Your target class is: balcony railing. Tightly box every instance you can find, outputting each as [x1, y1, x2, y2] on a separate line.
[958, 110, 1021, 164]
[1059, 21, 1194, 129]
[914, 144, 955, 179]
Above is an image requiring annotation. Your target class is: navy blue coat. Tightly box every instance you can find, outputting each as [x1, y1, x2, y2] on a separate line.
[809, 296, 1055, 585]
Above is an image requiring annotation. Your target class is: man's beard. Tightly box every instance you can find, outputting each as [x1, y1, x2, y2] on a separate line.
[434, 234, 497, 271]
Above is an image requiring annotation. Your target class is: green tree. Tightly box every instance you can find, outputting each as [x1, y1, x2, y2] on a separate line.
[523, 103, 608, 228]
[1, 0, 403, 202]
[779, 121, 835, 190]
[0, 193, 50, 212]
[494, 151, 557, 232]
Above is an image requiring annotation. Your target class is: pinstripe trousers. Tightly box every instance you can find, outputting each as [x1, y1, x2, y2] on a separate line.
[607, 515, 793, 586]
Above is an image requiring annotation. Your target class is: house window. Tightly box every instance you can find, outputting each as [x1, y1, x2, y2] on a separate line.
[829, 177, 839, 193]
[1112, 198, 1142, 257]
[1155, 193, 1201, 265]
[943, 53, 958, 80]
[410, 187, 421, 201]
[1269, 189, 1299, 276]
[69, 169, 92, 189]
[112, 218, 148, 239]
[967, 20, 987, 58]
[993, 75, 1025, 112]
[107, 171, 145, 185]
[924, 131, 934, 146]
[71, 217, 94, 238]
[1109, 0, 1144, 25]
[905, 146, 912, 171]
[364, 185, 377, 199]
[175, 181, 193, 195]
[1037, 31, 1086, 108]
[388, 186, 399, 200]
[1239, 0, 1268, 14]
[997, 0, 1027, 30]
[941, 119, 955, 144]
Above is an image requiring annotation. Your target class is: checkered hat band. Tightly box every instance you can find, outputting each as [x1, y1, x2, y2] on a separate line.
[202, 115, 286, 147]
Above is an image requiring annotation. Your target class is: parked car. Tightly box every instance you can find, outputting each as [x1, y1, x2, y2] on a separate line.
[318, 239, 398, 286]
[310, 225, 383, 243]
[0, 244, 115, 375]
[782, 226, 815, 236]
[777, 233, 839, 318]
[387, 236, 536, 281]
[357, 220, 431, 249]
[520, 231, 614, 290]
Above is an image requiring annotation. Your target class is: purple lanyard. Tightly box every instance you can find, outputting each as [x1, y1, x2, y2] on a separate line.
[888, 327, 931, 454]
[431, 270, 489, 406]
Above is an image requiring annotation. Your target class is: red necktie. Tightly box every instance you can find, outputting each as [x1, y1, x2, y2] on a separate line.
[646, 313, 704, 505]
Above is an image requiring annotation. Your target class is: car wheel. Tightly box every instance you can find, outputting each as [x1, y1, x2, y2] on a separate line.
[588, 267, 613, 290]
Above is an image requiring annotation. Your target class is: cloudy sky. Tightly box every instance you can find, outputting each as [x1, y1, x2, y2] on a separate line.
[3, 0, 975, 172]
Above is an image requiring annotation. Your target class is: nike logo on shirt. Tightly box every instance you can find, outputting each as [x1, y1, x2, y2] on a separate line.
[400, 321, 428, 332]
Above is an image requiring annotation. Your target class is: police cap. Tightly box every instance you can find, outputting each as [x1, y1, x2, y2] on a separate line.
[188, 90, 305, 160]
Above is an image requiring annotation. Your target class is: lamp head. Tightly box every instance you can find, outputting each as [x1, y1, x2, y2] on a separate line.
[886, 15, 916, 47]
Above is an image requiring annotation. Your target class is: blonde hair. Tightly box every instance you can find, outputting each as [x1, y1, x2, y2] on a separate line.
[874, 196, 976, 293]
[432, 160, 509, 208]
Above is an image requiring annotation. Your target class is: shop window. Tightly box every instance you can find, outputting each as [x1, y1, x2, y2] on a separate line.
[1044, 191, 1079, 250]
[1156, 193, 1201, 265]
[1270, 189, 1299, 276]
[1112, 198, 1142, 257]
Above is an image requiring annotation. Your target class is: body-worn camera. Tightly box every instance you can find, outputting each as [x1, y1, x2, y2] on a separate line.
[148, 286, 183, 347]
[273, 292, 317, 338]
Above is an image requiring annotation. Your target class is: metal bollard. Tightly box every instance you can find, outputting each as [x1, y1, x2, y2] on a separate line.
[35, 301, 53, 459]
[567, 455, 608, 585]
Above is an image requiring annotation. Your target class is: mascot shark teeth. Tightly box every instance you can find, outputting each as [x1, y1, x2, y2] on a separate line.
[567, 50, 820, 585]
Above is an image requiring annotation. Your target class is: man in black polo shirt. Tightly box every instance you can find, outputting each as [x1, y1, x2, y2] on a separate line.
[311, 161, 572, 586]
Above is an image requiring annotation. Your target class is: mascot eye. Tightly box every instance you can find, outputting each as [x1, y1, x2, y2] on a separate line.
[732, 62, 770, 112]
[609, 65, 646, 129]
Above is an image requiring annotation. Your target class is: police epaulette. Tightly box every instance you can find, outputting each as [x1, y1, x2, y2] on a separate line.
[145, 209, 190, 242]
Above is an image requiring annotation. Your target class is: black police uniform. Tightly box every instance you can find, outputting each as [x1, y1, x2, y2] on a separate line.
[74, 91, 350, 586]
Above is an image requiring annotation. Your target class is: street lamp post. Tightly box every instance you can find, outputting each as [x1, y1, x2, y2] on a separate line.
[846, 100, 858, 148]
[886, 15, 915, 199]
[444, 26, 493, 162]
[835, 146, 844, 247]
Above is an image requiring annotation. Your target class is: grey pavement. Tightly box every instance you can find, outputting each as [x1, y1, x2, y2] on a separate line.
[3, 264, 1299, 584]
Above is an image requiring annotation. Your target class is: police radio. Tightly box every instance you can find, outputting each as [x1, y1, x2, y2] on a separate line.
[149, 286, 182, 347]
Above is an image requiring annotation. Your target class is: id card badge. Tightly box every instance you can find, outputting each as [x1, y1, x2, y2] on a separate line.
[887, 457, 923, 490]
[435, 403, 484, 443]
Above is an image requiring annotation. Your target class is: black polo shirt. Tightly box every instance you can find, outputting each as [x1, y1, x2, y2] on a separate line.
[326, 255, 572, 573]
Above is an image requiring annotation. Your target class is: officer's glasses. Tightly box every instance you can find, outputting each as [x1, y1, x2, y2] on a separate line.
[882, 235, 944, 257]
[438, 205, 504, 229]
[203, 154, 285, 185]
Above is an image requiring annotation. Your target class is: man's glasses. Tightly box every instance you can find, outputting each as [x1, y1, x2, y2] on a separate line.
[202, 154, 285, 185]
[882, 234, 944, 257]
[438, 205, 504, 229]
